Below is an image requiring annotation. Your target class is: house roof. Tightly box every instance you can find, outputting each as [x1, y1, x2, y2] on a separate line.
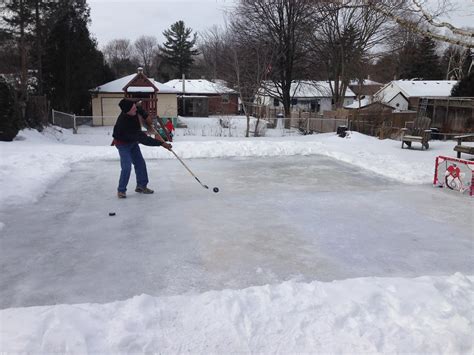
[262, 81, 356, 98]
[164, 79, 237, 94]
[349, 79, 383, 86]
[344, 97, 371, 109]
[346, 101, 394, 111]
[378, 80, 458, 100]
[90, 74, 179, 94]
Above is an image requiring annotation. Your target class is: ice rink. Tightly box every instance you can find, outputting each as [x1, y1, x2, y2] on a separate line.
[1, 155, 472, 308]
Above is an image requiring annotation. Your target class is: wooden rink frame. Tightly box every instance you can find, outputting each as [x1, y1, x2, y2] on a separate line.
[433, 156, 474, 196]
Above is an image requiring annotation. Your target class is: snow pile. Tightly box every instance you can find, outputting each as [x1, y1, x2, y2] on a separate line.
[1, 274, 472, 353]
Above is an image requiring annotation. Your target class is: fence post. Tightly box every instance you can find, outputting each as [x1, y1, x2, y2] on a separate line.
[52, 109, 55, 125]
[73, 114, 77, 134]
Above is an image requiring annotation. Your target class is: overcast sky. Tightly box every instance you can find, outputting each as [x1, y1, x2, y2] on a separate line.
[87, 0, 473, 49]
[88, 0, 235, 48]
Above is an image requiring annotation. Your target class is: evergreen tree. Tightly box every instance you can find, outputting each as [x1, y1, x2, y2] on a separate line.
[398, 36, 443, 80]
[451, 72, 474, 97]
[42, 0, 112, 114]
[160, 20, 199, 78]
[1, 0, 34, 99]
[0, 78, 22, 141]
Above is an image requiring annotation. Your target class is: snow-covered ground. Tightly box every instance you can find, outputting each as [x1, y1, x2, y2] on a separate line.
[0, 123, 473, 353]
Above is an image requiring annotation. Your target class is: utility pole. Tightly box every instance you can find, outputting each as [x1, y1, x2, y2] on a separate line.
[182, 73, 186, 116]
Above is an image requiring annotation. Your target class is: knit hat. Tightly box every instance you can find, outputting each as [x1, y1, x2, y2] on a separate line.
[118, 99, 135, 113]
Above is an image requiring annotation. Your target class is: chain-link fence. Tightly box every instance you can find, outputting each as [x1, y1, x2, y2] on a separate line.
[51, 110, 94, 133]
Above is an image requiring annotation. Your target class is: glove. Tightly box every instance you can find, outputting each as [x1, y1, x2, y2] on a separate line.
[136, 106, 148, 119]
[161, 142, 172, 150]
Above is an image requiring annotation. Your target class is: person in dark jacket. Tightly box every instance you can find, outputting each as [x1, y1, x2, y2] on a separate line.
[113, 98, 172, 198]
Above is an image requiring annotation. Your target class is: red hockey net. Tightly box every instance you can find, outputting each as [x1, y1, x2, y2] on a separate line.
[433, 156, 474, 196]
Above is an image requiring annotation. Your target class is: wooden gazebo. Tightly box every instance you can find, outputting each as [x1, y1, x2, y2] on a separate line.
[122, 67, 159, 116]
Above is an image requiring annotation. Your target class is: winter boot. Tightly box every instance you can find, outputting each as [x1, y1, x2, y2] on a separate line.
[135, 186, 154, 194]
[117, 191, 126, 199]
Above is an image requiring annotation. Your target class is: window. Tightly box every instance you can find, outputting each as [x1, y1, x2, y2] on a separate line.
[291, 98, 298, 106]
[273, 98, 280, 107]
[222, 94, 229, 104]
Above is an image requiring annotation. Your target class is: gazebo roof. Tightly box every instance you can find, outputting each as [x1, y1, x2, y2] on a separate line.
[90, 70, 179, 94]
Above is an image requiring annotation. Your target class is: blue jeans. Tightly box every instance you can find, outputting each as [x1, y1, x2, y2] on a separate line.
[116, 143, 149, 192]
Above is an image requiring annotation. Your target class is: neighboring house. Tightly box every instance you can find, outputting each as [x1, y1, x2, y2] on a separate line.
[89, 68, 179, 126]
[164, 79, 238, 116]
[256, 81, 356, 113]
[344, 97, 371, 109]
[374, 80, 458, 111]
[349, 79, 384, 99]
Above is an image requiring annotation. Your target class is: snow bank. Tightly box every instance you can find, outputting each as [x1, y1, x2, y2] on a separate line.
[0, 127, 458, 208]
[1, 273, 472, 353]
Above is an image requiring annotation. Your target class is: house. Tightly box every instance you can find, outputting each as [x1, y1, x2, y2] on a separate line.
[357, 80, 472, 133]
[256, 81, 356, 114]
[374, 80, 458, 111]
[164, 79, 238, 116]
[349, 79, 383, 99]
[346, 79, 384, 108]
[89, 68, 179, 126]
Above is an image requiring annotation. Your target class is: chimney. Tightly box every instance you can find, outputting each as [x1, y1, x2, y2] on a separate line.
[137, 67, 143, 74]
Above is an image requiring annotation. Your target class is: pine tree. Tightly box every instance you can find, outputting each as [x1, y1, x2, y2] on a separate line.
[160, 21, 199, 78]
[398, 36, 443, 80]
[1, 0, 34, 99]
[42, 0, 112, 114]
[0, 79, 22, 141]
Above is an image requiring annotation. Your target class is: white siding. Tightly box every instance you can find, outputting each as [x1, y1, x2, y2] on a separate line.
[157, 94, 178, 118]
[388, 93, 409, 110]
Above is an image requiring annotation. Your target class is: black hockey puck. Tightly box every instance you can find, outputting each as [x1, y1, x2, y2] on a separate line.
[213, 187, 219, 193]
[109, 212, 116, 216]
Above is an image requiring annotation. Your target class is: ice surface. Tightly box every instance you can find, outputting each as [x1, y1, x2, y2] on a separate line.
[0, 155, 472, 309]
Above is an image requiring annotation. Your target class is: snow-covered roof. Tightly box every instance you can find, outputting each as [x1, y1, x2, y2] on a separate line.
[90, 74, 179, 94]
[344, 97, 371, 109]
[164, 79, 237, 95]
[349, 79, 383, 86]
[262, 81, 355, 98]
[127, 86, 155, 93]
[397, 80, 457, 97]
[378, 80, 458, 100]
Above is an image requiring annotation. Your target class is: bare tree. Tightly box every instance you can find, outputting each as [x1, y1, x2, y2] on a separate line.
[199, 25, 225, 80]
[345, 0, 474, 48]
[103, 38, 138, 77]
[200, 26, 273, 137]
[232, 0, 319, 116]
[442, 45, 472, 80]
[309, 2, 388, 108]
[134, 35, 158, 76]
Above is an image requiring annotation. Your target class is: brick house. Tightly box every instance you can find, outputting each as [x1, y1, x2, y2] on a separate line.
[164, 79, 238, 116]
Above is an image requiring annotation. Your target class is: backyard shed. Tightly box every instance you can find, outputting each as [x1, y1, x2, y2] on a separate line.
[89, 68, 179, 126]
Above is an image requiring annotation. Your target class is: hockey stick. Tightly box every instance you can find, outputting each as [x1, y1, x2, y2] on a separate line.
[170, 149, 209, 189]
